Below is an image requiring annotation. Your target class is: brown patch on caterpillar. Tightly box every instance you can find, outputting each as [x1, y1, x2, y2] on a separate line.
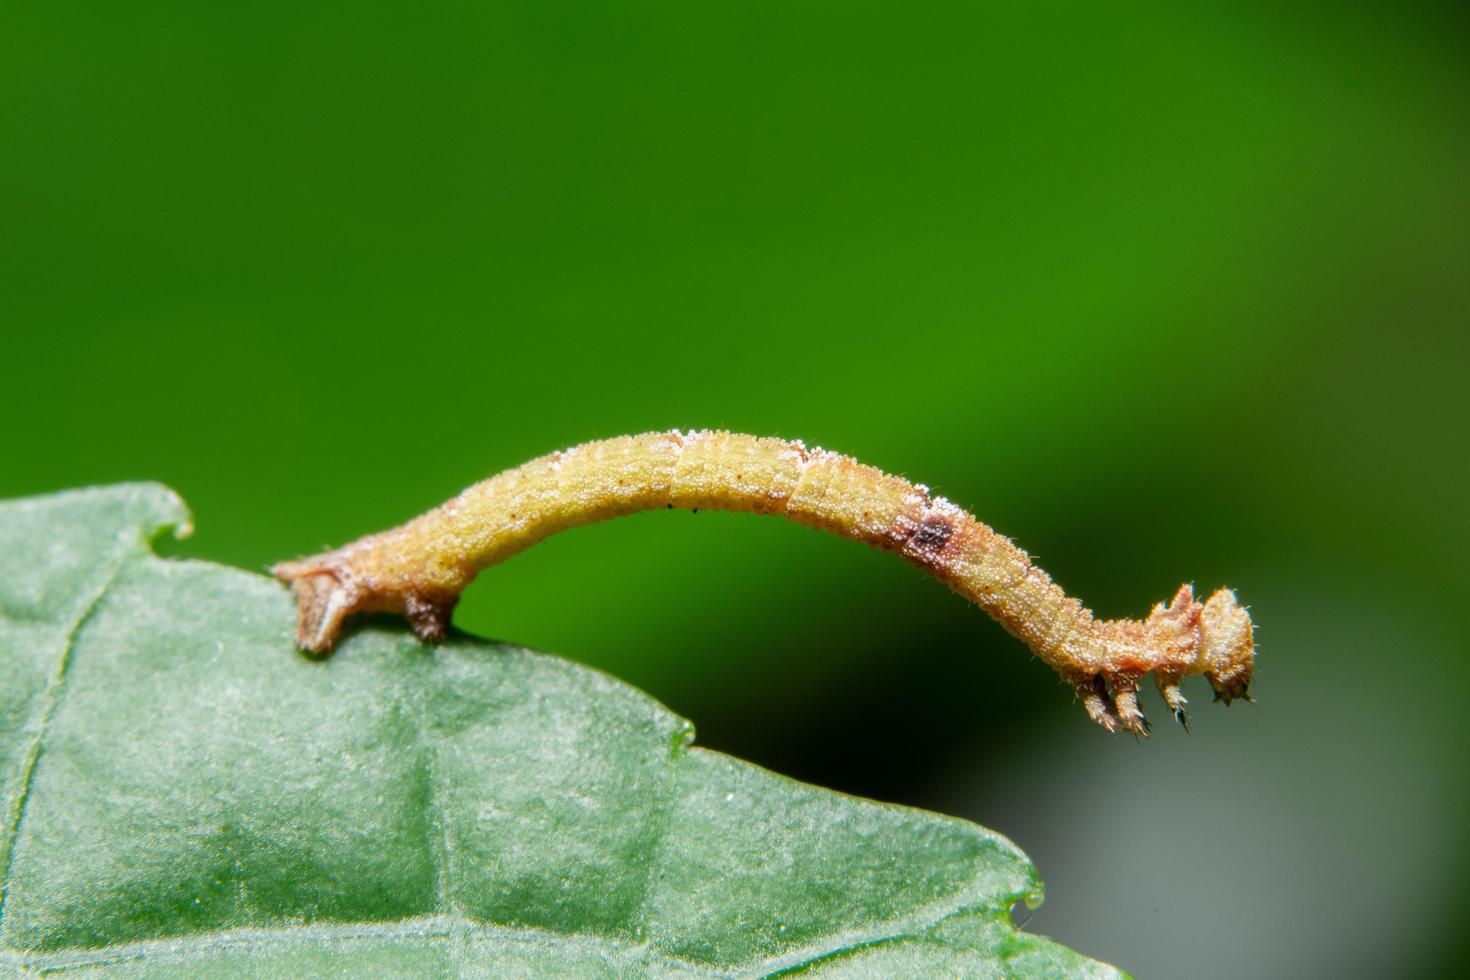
[896, 513, 967, 583]
[888, 485, 961, 565]
[273, 430, 1256, 735]
[910, 514, 955, 553]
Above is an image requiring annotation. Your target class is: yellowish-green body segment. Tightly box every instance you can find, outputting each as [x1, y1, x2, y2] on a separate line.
[275, 430, 1254, 733]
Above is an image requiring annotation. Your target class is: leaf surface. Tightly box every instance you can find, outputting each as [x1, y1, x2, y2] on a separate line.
[0, 485, 1120, 977]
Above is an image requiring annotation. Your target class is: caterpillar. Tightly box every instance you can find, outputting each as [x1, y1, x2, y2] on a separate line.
[274, 430, 1254, 734]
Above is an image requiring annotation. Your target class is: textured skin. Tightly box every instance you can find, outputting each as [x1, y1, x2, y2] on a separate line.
[274, 431, 1254, 733]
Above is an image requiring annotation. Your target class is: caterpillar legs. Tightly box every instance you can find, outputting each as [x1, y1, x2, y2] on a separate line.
[1074, 676, 1123, 734]
[271, 563, 360, 654]
[1061, 584, 1255, 734]
[271, 557, 456, 653]
[1156, 674, 1190, 731]
[405, 592, 458, 643]
[1073, 672, 1192, 736]
[1111, 676, 1149, 736]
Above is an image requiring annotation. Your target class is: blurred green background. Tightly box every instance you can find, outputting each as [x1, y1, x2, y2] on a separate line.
[4, 2, 1467, 975]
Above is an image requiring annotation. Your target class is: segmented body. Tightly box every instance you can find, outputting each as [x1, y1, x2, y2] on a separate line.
[274, 430, 1254, 733]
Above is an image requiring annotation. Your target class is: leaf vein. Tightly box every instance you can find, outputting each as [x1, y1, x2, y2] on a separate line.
[0, 914, 723, 976]
[0, 554, 133, 930]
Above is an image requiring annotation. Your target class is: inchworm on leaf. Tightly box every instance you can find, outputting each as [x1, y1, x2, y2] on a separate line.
[274, 430, 1254, 734]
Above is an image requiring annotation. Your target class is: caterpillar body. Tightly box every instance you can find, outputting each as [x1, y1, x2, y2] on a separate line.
[274, 430, 1254, 734]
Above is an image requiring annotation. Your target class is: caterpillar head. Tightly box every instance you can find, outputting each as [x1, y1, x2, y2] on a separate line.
[1198, 588, 1254, 704]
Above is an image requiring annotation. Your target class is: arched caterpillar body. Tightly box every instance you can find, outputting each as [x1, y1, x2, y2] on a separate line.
[274, 430, 1254, 733]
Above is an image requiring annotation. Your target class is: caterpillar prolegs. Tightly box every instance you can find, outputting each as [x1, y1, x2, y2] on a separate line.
[274, 431, 1255, 734]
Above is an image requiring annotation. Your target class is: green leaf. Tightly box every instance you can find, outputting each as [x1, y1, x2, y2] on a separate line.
[0, 484, 1121, 977]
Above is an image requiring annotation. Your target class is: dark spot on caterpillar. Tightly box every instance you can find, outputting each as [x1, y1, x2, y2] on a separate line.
[910, 515, 954, 554]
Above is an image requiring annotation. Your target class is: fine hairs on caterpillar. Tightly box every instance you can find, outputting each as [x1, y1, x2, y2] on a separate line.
[275, 431, 1255, 734]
